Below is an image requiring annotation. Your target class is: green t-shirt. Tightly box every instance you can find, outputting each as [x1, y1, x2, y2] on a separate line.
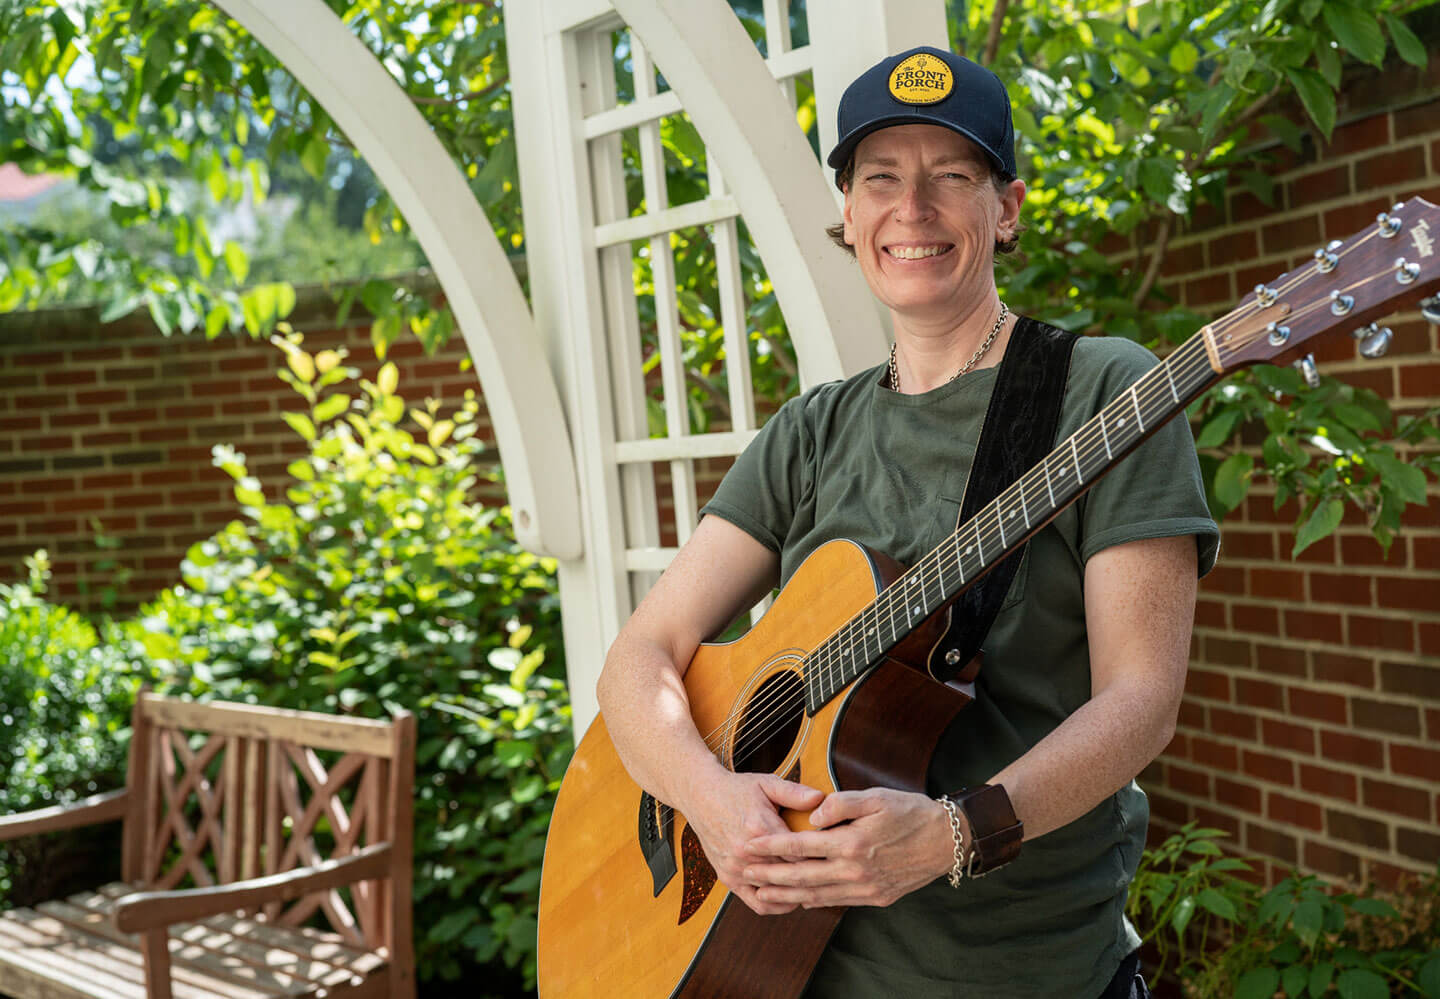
[700, 332, 1219, 999]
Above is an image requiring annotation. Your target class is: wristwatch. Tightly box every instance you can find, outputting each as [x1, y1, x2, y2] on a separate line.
[948, 784, 1024, 875]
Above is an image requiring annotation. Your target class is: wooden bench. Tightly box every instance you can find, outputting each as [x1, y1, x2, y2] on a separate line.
[0, 692, 416, 999]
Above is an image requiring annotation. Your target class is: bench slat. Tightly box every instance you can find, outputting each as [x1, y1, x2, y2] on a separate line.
[37, 900, 326, 996]
[0, 954, 131, 999]
[140, 696, 394, 758]
[0, 913, 240, 999]
[83, 885, 382, 981]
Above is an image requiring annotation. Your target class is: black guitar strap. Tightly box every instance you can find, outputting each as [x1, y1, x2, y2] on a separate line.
[928, 315, 1078, 681]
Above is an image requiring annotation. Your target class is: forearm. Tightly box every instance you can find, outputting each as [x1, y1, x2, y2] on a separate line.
[990, 535, 1196, 841]
[596, 630, 726, 812]
[987, 675, 1179, 841]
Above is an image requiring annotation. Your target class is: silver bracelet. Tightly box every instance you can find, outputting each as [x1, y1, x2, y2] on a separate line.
[937, 795, 969, 888]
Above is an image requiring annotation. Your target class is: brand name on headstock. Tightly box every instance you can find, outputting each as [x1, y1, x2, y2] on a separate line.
[1412, 219, 1434, 259]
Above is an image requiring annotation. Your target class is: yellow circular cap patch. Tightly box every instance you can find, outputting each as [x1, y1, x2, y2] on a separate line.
[888, 53, 954, 105]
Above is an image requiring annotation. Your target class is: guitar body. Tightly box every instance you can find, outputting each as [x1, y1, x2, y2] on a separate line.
[537, 538, 975, 998]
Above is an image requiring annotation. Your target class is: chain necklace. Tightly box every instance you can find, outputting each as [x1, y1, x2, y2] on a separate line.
[887, 302, 1009, 392]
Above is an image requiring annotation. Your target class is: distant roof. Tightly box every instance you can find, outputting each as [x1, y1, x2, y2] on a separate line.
[0, 163, 61, 203]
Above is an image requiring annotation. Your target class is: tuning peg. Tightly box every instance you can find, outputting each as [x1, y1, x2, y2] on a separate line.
[1293, 354, 1321, 388]
[1351, 323, 1393, 359]
[1421, 295, 1440, 324]
[1313, 240, 1342, 272]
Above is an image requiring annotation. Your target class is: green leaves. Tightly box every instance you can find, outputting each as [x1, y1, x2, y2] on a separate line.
[128, 340, 568, 988]
[1138, 157, 1193, 214]
[1383, 13, 1428, 68]
[1335, 968, 1389, 999]
[1214, 453, 1254, 512]
[1322, 3, 1387, 66]
[1285, 67, 1336, 140]
[1236, 966, 1279, 999]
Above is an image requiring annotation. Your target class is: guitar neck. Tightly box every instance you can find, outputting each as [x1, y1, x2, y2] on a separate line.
[803, 332, 1221, 711]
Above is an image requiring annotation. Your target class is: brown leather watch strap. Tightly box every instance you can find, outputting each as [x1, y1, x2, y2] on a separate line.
[949, 784, 1023, 876]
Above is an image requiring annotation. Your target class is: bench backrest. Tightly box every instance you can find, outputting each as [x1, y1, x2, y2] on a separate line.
[121, 692, 415, 953]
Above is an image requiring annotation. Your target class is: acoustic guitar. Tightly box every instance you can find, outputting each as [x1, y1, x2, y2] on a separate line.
[537, 197, 1440, 997]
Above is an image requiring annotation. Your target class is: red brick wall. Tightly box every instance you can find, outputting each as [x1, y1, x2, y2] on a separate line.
[1136, 81, 1440, 884]
[0, 307, 490, 612]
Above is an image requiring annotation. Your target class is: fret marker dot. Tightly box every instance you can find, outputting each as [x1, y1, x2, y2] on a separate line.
[965, 546, 974, 555]
[1117, 417, 1125, 426]
[911, 606, 921, 617]
[1010, 509, 1019, 518]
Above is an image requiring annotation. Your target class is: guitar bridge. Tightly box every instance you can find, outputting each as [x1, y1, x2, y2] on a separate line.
[637, 791, 677, 897]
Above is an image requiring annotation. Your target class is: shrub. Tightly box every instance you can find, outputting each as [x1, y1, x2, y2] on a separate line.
[1202, 871, 1440, 999]
[0, 551, 146, 906]
[129, 334, 572, 993]
[1131, 825, 1440, 998]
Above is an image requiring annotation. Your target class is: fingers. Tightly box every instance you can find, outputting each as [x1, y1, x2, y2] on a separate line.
[810, 789, 881, 828]
[755, 880, 893, 909]
[746, 829, 833, 859]
[759, 775, 825, 811]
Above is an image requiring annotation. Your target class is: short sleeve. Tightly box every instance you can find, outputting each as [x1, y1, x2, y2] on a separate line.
[1070, 338, 1220, 576]
[700, 395, 815, 552]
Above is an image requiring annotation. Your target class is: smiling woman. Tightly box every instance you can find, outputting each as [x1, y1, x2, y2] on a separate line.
[584, 42, 1217, 999]
[839, 124, 1024, 372]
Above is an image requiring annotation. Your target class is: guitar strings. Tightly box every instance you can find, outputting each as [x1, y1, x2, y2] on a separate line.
[702, 239, 1406, 762]
[705, 332, 1227, 759]
[702, 336, 1214, 758]
[709, 323, 1250, 757]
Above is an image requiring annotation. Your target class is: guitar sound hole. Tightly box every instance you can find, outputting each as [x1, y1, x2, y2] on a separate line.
[731, 671, 804, 774]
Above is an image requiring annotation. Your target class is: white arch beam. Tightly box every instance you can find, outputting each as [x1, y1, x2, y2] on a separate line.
[613, 0, 889, 385]
[211, 0, 583, 559]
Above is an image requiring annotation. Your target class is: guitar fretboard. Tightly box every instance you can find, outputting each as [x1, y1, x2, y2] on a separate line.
[802, 334, 1218, 712]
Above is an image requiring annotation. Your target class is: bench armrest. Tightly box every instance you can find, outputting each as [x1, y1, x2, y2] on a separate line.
[113, 842, 393, 933]
[0, 789, 129, 842]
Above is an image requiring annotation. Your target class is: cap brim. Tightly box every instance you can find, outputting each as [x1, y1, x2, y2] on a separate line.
[827, 115, 1008, 178]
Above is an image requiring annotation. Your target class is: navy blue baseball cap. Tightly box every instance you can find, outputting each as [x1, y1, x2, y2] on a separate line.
[827, 46, 1016, 186]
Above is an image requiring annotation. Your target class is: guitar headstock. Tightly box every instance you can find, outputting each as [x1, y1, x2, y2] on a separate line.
[1207, 196, 1440, 373]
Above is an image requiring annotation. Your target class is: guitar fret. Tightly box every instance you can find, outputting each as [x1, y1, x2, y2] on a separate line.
[797, 319, 1255, 714]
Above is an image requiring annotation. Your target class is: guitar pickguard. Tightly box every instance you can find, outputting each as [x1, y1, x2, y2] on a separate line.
[678, 822, 716, 924]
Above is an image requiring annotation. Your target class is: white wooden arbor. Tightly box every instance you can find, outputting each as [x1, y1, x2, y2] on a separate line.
[211, 0, 949, 732]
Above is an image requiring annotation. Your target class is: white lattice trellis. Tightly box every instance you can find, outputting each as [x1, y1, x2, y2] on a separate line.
[510, 0, 946, 731]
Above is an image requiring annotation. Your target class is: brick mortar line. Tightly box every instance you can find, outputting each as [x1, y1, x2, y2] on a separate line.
[1195, 638, 1436, 665]
[1152, 806, 1440, 886]
[1172, 730, 1419, 787]
[1203, 553, 1437, 569]
[1198, 593, 1440, 618]
[1194, 600, 1440, 623]
[1183, 670, 1426, 707]
[1189, 637, 1438, 670]
[1152, 787, 1436, 868]
[1172, 720, 1440, 776]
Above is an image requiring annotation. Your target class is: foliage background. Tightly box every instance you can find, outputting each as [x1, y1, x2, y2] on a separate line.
[3, 0, 1437, 546]
[2, 0, 1439, 993]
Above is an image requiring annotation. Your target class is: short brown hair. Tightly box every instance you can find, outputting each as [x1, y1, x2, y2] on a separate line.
[824, 157, 1023, 256]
